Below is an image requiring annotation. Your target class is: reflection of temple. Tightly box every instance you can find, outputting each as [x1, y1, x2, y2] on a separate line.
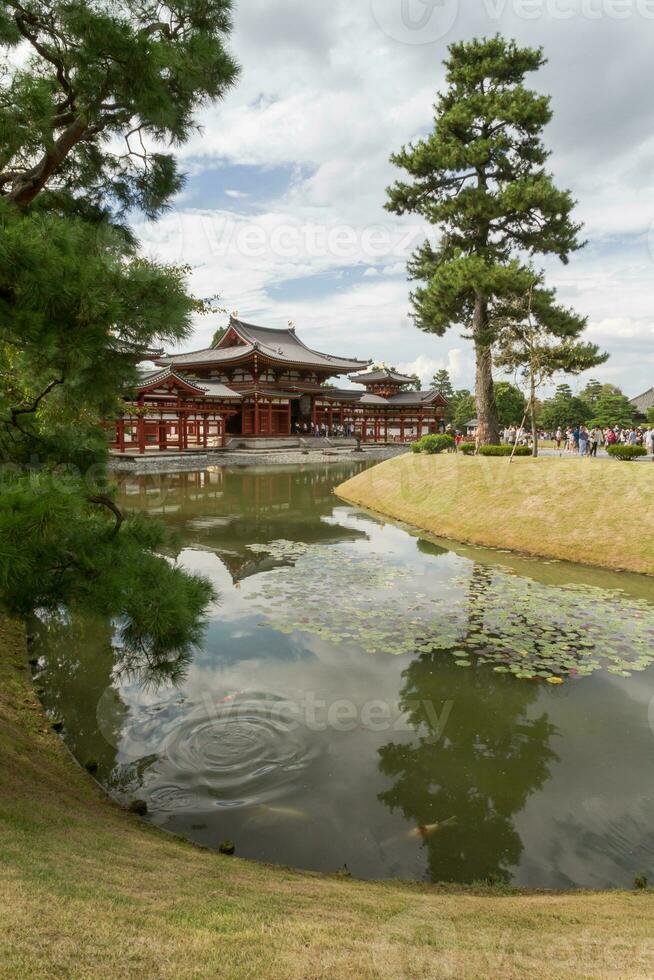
[119, 464, 369, 582]
[109, 316, 448, 453]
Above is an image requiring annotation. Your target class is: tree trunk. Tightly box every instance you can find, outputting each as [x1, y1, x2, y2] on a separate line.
[530, 372, 538, 458]
[473, 294, 500, 445]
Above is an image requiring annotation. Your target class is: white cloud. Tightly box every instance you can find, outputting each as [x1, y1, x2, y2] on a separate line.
[131, 0, 654, 397]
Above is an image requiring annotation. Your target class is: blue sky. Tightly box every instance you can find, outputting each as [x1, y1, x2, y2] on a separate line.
[134, 0, 654, 398]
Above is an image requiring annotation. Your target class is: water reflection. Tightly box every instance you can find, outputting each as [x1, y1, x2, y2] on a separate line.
[378, 568, 558, 884]
[30, 462, 654, 887]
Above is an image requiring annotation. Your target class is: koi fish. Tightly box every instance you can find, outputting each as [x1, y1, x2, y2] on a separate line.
[407, 817, 457, 840]
[253, 804, 310, 821]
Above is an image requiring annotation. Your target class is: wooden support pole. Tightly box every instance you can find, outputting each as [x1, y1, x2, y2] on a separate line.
[137, 413, 146, 454]
[117, 417, 125, 453]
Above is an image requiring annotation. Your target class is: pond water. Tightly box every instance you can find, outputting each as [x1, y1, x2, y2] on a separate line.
[32, 461, 654, 888]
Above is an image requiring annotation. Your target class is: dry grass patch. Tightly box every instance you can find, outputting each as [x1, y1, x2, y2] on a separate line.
[336, 454, 654, 575]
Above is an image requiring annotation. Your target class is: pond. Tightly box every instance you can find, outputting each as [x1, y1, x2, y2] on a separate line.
[32, 461, 654, 888]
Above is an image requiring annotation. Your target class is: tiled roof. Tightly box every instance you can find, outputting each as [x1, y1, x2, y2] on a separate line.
[388, 390, 447, 406]
[631, 388, 654, 413]
[197, 381, 242, 400]
[157, 317, 370, 374]
[354, 368, 416, 385]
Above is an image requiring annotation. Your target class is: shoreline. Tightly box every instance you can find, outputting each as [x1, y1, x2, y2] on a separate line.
[335, 453, 654, 576]
[108, 444, 408, 475]
[2, 621, 654, 971]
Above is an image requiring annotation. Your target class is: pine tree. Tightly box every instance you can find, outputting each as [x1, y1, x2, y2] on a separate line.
[431, 369, 455, 400]
[0, 1, 238, 653]
[386, 36, 583, 444]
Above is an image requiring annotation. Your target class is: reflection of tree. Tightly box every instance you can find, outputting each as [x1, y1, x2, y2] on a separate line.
[378, 563, 558, 884]
[32, 609, 195, 777]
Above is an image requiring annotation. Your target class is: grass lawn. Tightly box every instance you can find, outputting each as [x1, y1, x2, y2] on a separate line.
[336, 454, 654, 575]
[2, 620, 654, 977]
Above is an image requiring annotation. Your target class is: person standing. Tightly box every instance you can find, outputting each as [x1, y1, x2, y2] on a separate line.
[578, 426, 589, 456]
[590, 425, 601, 457]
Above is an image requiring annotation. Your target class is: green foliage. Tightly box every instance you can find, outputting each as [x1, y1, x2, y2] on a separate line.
[478, 445, 532, 457]
[539, 389, 592, 430]
[386, 35, 584, 442]
[589, 392, 637, 429]
[0, 470, 215, 653]
[413, 434, 456, 455]
[606, 445, 647, 462]
[0, 0, 238, 216]
[459, 443, 477, 456]
[451, 390, 477, 432]
[0, 0, 237, 652]
[431, 369, 454, 400]
[407, 373, 422, 392]
[494, 382, 526, 427]
[647, 406, 654, 424]
[493, 285, 607, 408]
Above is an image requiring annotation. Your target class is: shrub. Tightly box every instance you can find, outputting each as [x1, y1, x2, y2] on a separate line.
[410, 441, 422, 453]
[478, 445, 532, 457]
[415, 434, 456, 455]
[459, 442, 476, 456]
[607, 445, 647, 461]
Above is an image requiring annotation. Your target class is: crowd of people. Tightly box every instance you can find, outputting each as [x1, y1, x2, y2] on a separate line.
[292, 421, 357, 438]
[498, 424, 654, 456]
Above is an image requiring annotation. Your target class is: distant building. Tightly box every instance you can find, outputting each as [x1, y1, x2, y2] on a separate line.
[110, 316, 449, 453]
[631, 387, 654, 418]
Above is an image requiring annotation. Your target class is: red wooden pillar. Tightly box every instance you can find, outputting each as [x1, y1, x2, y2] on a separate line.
[362, 418, 367, 443]
[203, 416, 208, 447]
[268, 399, 273, 435]
[287, 402, 291, 435]
[137, 413, 146, 454]
[329, 405, 334, 432]
[400, 418, 405, 442]
[384, 417, 388, 443]
[179, 413, 187, 451]
[254, 396, 260, 435]
[417, 417, 423, 439]
[117, 417, 125, 453]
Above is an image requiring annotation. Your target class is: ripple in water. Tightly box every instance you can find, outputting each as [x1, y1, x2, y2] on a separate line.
[143, 692, 321, 812]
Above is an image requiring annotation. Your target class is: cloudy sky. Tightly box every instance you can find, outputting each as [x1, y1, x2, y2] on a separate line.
[135, 0, 654, 398]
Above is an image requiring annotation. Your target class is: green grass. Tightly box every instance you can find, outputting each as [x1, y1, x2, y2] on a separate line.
[2, 618, 654, 977]
[336, 454, 654, 575]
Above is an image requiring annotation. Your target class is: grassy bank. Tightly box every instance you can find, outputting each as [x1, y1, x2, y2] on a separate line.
[336, 454, 654, 575]
[2, 622, 654, 978]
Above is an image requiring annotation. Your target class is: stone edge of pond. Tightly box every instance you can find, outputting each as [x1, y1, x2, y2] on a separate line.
[108, 445, 409, 474]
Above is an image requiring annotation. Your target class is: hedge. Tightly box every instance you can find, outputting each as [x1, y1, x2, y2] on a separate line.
[607, 445, 648, 461]
[477, 445, 532, 457]
[412, 434, 456, 455]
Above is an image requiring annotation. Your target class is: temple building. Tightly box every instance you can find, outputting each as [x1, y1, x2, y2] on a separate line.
[110, 315, 448, 453]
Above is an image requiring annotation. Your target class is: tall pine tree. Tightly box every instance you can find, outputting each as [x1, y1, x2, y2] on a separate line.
[386, 36, 583, 444]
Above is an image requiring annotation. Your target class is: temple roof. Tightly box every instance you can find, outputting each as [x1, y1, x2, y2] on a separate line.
[354, 367, 416, 385]
[156, 316, 370, 374]
[135, 369, 242, 400]
[316, 387, 448, 407]
[631, 387, 654, 414]
[388, 390, 449, 406]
